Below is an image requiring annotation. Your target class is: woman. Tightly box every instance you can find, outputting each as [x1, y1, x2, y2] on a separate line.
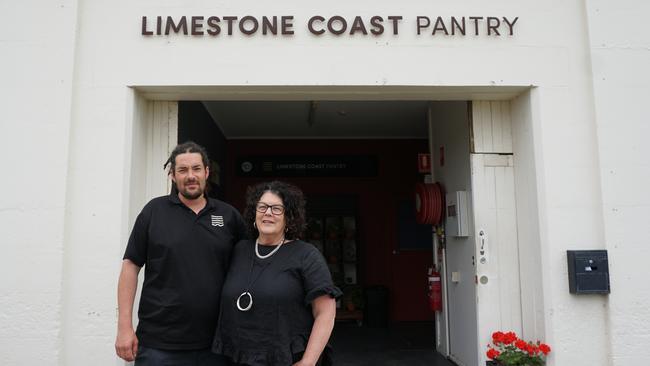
[213, 181, 341, 366]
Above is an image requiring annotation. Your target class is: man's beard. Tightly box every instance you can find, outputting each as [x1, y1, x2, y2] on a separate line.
[180, 189, 203, 200]
[179, 182, 204, 200]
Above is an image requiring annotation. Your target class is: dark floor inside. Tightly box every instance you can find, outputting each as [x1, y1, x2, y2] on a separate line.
[330, 322, 455, 366]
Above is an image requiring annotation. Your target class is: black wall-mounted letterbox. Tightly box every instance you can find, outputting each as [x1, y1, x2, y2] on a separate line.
[567, 250, 610, 294]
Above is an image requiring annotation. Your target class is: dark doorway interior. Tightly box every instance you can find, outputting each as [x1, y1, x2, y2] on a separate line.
[222, 138, 434, 323]
[305, 195, 363, 323]
[178, 100, 451, 364]
[331, 322, 454, 366]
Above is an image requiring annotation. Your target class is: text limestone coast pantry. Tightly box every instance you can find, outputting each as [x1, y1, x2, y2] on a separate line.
[141, 15, 519, 37]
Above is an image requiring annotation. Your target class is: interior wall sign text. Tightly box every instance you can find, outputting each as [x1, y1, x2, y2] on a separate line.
[141, 15, 519, 37]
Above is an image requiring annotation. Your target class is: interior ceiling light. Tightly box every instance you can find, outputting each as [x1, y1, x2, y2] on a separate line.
[337, 110, 347, 116]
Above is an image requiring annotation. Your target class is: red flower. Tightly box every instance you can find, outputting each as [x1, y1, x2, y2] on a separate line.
[539, 343, 551, 355]
[503, 331, 517, 345]
[486, 348, 500, 360]
[492, 331, 505, 344]
[515, 339, 527, 350]
[487, 330, 551, 364]
[526, 343, 536, 355]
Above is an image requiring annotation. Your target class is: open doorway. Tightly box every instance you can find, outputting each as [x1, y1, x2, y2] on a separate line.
[177, 100, 463, 365]
[133, 86, 538, 366]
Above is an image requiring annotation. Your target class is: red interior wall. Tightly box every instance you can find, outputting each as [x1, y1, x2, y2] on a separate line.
[224, 139, 433, 322]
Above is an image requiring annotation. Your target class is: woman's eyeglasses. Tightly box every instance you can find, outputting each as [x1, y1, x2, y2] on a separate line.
[255, 203, 285, 215]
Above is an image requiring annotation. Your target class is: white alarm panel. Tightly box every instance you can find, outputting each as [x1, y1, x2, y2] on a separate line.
[446, 191, 469, 237]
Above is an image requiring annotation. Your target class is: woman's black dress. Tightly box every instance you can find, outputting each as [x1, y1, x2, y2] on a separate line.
[213, 239, 342, 366]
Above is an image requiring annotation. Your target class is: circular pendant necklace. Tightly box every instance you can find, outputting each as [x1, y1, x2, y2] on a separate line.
[236, 237, 285, 312]
[236, 291, 253, 311]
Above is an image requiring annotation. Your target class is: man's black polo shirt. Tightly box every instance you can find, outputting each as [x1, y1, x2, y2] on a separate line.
[123, 193, 247, 350]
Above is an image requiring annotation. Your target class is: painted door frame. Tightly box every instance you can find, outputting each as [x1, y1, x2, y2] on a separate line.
[127, 88, 543, 366]
[123, 98, 178, 335]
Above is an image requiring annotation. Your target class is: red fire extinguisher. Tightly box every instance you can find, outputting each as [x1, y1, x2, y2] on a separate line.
[427, 266, 442, 312]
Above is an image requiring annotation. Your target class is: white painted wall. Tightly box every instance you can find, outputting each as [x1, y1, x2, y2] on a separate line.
[430, 102, 476, 366]
[585, 1, 650, 365]
[511, 89, 546, 341]
[0, 1, 78, 365]
[3, 0, 647, 364]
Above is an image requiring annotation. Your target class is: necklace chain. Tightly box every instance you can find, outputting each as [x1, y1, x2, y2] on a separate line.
[237, 238, 285, 311]
[255, 237, 285, 259]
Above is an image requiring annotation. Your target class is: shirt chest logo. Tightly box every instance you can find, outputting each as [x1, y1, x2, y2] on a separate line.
[211, 215, 224, 227]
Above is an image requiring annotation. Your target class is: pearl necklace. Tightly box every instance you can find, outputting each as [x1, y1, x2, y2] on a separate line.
[255, 237, 285, 259]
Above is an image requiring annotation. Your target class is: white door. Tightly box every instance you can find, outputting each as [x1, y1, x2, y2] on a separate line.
[471, 100, 523, 365]
[471, 153, 522, 366]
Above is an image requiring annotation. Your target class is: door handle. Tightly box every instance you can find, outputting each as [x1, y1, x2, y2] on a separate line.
[478, 229, 488, 264]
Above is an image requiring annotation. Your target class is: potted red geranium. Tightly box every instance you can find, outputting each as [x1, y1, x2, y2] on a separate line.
[486, 331, 551, 366]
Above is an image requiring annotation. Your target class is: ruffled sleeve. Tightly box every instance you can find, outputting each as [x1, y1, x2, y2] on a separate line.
[301, 244, 343, 305]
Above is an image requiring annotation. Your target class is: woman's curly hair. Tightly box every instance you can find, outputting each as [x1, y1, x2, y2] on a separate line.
[243, 181, 306, 240]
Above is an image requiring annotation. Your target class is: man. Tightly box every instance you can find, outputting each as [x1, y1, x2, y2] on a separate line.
[115, 141, 246, 365]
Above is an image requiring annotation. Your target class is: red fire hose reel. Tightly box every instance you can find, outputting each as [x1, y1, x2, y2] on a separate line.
[415, 182, 444, 225]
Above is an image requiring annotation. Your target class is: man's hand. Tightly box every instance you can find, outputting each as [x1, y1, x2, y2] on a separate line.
[116, 259, 141, 361]
[115, 327, 138, 361]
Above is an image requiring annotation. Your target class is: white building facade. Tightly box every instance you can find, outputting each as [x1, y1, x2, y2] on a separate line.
[1, 0, 649, 365]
